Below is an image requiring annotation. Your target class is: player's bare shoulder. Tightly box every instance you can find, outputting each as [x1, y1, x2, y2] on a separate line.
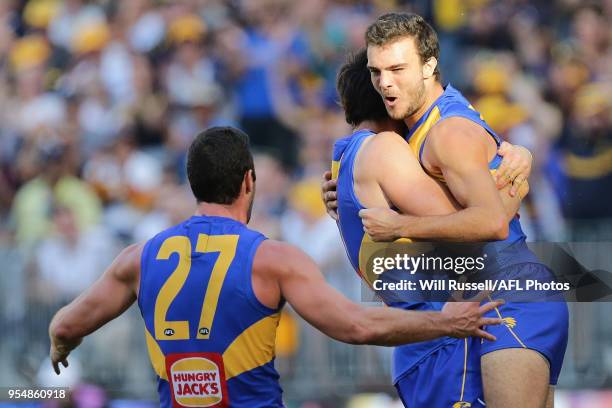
[428, 117, 493, 152]
[370, 131, 408, 148]
[251, 239, 312, 309]
[360, 131, 414, 165]
[253, 239, 315, 275]
[114, 242, 144, 287]
[253, 239, 293, 276]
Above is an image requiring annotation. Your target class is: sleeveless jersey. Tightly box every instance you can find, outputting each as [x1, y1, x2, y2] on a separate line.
[405, 84, 539, 268]
[331, 85, 540, 383]
[138, 215, 283, 407]
[332, 129, 454, 382]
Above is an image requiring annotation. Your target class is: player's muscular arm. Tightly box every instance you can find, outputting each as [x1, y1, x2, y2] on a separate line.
[415, 118, 510, 240]
[255, 240, 502, 346]
[49, 243, 142, 374]
[359, 132, 527, 241]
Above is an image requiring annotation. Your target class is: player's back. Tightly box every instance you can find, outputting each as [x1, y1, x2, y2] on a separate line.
[138, 215, 283, 408]
[332, 129, 455, 383]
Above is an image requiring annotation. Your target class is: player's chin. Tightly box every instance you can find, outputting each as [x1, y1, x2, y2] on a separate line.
[386, 108, 405, 121]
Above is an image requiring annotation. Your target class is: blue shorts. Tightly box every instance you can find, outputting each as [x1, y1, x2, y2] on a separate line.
[480, 262, 569, 385]
[481, 300, 569, 385]
[395, 265, 569, 406]
[395, 338, 485, 408]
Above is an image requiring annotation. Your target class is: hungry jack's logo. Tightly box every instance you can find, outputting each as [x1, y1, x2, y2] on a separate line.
[166, 353, 229, 407]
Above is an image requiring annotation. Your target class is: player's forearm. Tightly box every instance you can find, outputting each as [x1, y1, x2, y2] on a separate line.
[356, 307, 451, 346]
[397, 207, 508, 242]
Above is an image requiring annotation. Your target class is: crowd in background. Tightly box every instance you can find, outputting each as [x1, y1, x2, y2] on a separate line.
[0, 0, 610, 406]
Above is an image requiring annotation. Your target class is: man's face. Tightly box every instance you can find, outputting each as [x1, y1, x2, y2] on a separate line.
[367, 37, 426, 120]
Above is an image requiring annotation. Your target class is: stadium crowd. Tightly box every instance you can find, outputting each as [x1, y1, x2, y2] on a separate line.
[0, 0, 610, 406]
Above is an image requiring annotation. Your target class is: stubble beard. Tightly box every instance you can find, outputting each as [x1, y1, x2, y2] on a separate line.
[398, 82, 426, 121]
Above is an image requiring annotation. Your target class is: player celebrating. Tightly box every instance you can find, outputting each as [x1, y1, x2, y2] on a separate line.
[329, 48, 529, 408]
[49, 127, 503, 408]
[326, 13, 568, 408]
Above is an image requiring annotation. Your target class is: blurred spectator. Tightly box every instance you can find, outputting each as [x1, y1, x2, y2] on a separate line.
[547, 82, 612, 240]
[33, 204, 117, 304]
[11, 140, 101, 247]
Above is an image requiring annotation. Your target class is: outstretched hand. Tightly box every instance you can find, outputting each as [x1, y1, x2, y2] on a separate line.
[442, 291, 504, 341]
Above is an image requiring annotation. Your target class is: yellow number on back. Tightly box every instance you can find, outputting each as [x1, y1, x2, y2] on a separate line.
[154, 234, 239, 340]
[196, 234, 239, 339]
[154, 236, 192, 340]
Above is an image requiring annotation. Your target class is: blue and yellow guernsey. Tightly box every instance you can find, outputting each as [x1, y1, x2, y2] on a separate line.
[138, 215, 283, 408]
[405, 84, 537, 267]
[332, 84, 539, 383]
[333, 129, 455, 383]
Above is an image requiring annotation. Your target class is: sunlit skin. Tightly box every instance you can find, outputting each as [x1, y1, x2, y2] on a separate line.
[367, 37, 444, 127]
[365, 34, 554, 408]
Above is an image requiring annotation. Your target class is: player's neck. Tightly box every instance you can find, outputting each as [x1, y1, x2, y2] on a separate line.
[195, 202, 248, 224]
[355, 119, 399, 134]
[404, 81, 444, 128]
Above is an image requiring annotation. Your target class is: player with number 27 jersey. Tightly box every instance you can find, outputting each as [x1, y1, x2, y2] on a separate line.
[139, 215, 281, 408]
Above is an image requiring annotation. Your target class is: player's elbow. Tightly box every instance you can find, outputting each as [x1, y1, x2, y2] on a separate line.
[342, 308, 378, 345]
[344, 321, 376, 345]
[489, 217, 509, 240]
[50, 321, 74, 342]
[50, 312, 78, 343]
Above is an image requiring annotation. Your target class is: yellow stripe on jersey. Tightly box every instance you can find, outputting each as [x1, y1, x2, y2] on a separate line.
[145, 327, 168, 380]
[358, 233, 379, 287]
[408, 106, 442, 181]
[359, 233, 416, 286]
[331, 160, 340, 180]
[222, 313, 280, 380]
[407, 106, 501, 184]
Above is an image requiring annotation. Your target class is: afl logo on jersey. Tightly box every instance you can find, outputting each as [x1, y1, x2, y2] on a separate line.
[166, 353, 229, 407]
[164, 328, 175, 336]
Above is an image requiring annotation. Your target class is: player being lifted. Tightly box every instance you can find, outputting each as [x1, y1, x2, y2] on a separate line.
[324, 12, 568, 408]
[49, 127, 504, 408]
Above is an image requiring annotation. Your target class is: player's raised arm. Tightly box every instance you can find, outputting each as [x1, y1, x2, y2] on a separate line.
[256, 239, 502, 346]
[48, 243, 142, 374]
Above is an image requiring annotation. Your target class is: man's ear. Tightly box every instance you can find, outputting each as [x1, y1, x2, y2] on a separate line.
[244, 169, 254, 194]
[423, 57, 438, 79]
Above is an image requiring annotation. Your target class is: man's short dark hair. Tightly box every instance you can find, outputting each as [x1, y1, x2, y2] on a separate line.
[336, 48, 389, 127]
[187, 126, 255, 204]
[365, 13, 441, 81]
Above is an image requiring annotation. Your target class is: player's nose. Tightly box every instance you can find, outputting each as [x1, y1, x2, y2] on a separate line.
[379, 71, 394, 89]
